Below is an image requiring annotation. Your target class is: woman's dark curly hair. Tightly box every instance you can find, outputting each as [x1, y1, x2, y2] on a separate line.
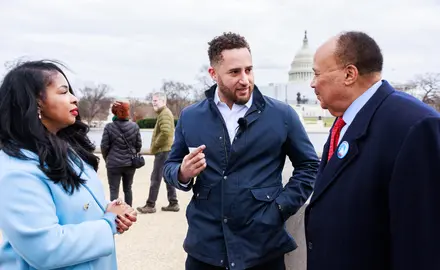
[0, 60, 99, 194]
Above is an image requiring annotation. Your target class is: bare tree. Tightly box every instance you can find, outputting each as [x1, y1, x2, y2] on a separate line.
[414, 73, 440, 103]
[128, 97, 152, 121]
[160, 80, 193, 117]
[95, 98, 113, 121]
[145, 92, 154, 103]
[194, 65, 214, 101]
[393, 81, 418, 98]
[412, 73, 440, 111]
[128, 98, 142, 120]
[196, 65, 214, 89]
[77, 84, 113, 125]
[433, 95, 440, 112]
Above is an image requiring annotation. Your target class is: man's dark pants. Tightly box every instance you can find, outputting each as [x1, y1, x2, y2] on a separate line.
[185, 255, 285, 270]
[146, 151, 178, 207]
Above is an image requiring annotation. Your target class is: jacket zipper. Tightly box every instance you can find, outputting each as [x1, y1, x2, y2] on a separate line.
[221, 126, 229, 166]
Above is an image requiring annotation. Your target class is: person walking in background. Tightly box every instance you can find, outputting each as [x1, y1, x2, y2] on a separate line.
[101, 101, 142, 206]
[0, 60, 137, 270]
[137, 92, 179, 214]
[305, 31, 440, 270]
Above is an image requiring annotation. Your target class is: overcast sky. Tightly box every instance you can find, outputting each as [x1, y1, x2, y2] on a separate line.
[0, 0, 439, 98]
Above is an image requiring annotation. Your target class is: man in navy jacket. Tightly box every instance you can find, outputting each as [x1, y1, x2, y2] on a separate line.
[163, 32, 319, 270]
[306, 31, 440, 270]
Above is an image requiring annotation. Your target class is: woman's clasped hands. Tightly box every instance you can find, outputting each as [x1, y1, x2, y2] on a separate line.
[106, 198, 137, 234]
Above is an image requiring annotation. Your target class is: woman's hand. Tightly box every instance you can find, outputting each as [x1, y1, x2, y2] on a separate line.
[106, 199, 137, 234]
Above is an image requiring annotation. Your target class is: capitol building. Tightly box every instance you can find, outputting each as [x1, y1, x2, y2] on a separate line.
[259, 31, 333, 118]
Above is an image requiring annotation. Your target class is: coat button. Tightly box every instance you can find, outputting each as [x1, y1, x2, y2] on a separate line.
[308, 241, 313, 250]
[223, 176, 227, 180]
[223, 218, 228, 223]
[266, 195, 270, 199]
[231, 262, 235, 267]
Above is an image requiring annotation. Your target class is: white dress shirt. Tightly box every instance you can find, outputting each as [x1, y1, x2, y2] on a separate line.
[339, 80, 382, 144]
[179, 87, 253, 187]
[214, 87, 253, 144]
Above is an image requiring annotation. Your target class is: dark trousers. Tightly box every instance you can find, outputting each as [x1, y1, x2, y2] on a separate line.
[107, 166, 136, 206]
[146, 151, 178, 207]
[185, 255, 285, 270]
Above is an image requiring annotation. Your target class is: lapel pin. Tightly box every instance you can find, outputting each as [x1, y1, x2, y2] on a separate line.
[337, 141, 349, 159]
[83, 202, 90, 210]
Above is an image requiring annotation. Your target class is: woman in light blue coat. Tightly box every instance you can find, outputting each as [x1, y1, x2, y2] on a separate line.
[0, 61, 137, 269]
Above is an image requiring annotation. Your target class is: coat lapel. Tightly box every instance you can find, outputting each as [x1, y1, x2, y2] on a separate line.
[321, 118, 334, 165]
[317, 129, 331, 175]
[310, 80, 395, 204]
[69, 151, 107, 212]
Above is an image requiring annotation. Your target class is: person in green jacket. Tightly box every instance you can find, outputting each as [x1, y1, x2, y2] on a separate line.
[137, 92, 179, 213]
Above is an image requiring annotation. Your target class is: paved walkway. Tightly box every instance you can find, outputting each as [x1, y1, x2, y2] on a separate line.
[0, 155, 298, 270]
[110, 155, 192, 270]
[0, 155, 192, 270]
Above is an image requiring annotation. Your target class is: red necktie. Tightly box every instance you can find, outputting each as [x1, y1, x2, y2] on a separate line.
[328, 117, 346, 161]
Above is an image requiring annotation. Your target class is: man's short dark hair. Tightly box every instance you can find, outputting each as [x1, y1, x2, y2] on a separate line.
[208, 32, 250, 65]
[335, 31, 383, 75]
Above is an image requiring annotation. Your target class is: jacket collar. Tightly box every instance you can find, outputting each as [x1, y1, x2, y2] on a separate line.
[155, 106, 167, 115]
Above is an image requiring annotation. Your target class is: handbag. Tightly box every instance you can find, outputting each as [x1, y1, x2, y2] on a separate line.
[114, 123, 145, 169]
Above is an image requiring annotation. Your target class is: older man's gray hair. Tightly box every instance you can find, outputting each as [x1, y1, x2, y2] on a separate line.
[152, 92, 167, 103]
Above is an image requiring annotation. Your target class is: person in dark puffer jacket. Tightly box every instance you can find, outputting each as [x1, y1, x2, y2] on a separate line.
[101, 101, 142, 206]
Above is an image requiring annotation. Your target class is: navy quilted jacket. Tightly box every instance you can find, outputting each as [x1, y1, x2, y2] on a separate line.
[164, 85, 319, 269]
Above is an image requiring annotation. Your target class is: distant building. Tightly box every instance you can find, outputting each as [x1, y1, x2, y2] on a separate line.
[259, 31, 333, 117]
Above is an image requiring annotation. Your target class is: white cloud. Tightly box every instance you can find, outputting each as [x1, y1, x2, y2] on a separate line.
[0, 0, 439, 97]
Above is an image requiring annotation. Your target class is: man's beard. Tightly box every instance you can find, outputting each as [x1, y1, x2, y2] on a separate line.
[218, 78, 251, 105]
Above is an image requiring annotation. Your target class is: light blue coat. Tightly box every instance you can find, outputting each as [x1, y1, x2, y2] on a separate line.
[0, 150, 118, 270]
